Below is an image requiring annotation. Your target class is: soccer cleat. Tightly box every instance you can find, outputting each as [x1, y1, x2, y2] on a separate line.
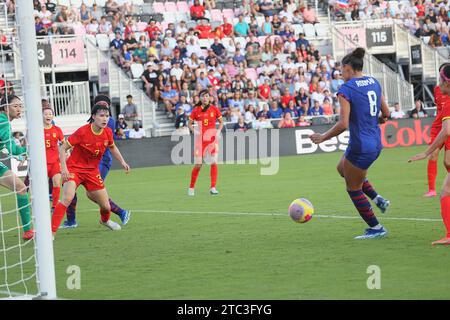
[23, 230, 34, 241]
[119, 210, 131, 225]
[354, 227, 388, 240]
[424, 190, 437, 197]
[210, 187, 219, 195]
[100, 219, 121, 231]
[375, 196, 390, 213]
[432, 237, 450, 245]
[188, 188, 195, 196]
[59, 220, 78, 229]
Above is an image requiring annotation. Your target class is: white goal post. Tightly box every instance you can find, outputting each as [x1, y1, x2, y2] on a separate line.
[16, 0, 56, 299]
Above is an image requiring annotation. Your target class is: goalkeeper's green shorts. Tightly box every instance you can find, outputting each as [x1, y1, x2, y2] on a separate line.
[0, 162, 9, 177]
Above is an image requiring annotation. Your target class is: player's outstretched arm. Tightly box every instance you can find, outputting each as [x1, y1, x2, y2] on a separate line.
[379, 95, 391, 123]
[59, 140, 72, 181]
[409, 119, 450, 162]
[310, 95, 350, 144]
[109, 144, 130, 173]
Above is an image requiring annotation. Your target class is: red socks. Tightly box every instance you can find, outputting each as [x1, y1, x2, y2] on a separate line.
[441, 196, 450, 237]
[51, 187, 60, 209]
[428, 160, 437, 191]
[190, 166, 201, 188]
[100, 208, 110, 223]
[211, 164, 218, 188]
[51, 202, 67, 233]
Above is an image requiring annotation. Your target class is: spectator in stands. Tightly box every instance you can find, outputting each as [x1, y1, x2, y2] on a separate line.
[296, 33, 310, 48]
[258, 78, 272, 100]
[254, 113, 274, 129]
[55, 5, 68, 23]
[234, 115, 250, 131]
[99, 16, 113, 34]
[410, 100, 428, 118]
[234, 15, 250, 37]
[297, 115, 311, 127]
[37, 3, 53, 28]
[244, 105, 257, 126]
[122, 95, 138, 125]
[175, 107, 190, 135]
[211, 38, 226, 61]
[257, 103, 271, 119]
[105, 0, 120, 15]
[295, 87, 310, 114]
[259, 0, 275, 16]
[79, 3, 91, 25]
[285, 100, 299, 118]
[268, 100, 283, 118]
[176, 95, 193, 114]
[190, 0, 207, 21]
[162, 84, 179, 118]
[278, 112, 296, 128]
[271, 14, 282, 34]
[86, 18, 99, 35]
[308, 101, 324, 116]
[221, 18, 234, 38]
[91, 3, 103, 21]
[246, 45, 262, 68]
[129, 121, 145, 139]
[145, 20, 161, 41]
[124, 32, 138, 50]
[390, 103, 406, 119]
[280, 87, 295, 109]
[115, 114, 128, 139]
[133, 42, 148, 64]
[322, 97, 334, 115]
[196, 72, 211, 90]
[35, 17, 47, 36]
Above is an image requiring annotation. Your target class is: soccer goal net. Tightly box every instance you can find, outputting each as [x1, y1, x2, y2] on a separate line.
[0, 0, 56, 299]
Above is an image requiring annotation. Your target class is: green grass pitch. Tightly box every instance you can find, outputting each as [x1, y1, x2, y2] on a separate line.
[1, 145, 450, 299]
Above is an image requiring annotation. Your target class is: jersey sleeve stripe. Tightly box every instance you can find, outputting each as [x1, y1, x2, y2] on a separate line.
[442, 116, 450, 122]
[337, 92, 350, 102]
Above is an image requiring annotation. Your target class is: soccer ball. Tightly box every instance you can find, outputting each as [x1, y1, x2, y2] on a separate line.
[289, 198, 314, 223]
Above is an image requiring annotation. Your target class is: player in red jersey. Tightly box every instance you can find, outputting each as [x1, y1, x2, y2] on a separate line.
[188, 89, 223, 196]
[409, 63, 450, 245]
[42, 107, 64, 210]
[51, 104, 130, 236]
[424, 84, 450, 197]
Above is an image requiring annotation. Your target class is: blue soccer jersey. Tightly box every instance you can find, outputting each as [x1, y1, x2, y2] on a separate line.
[338, 76, 382, 154]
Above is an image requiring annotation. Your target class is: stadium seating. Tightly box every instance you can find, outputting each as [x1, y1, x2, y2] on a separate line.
[96, 34, 111, 51]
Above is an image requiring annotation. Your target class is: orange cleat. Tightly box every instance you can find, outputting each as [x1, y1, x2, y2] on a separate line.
[432, 237, 450, 245]
[22, 230, 34, 241]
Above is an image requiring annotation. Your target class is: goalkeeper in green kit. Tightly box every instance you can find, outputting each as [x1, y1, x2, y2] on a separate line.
[0, 95, 33, 240]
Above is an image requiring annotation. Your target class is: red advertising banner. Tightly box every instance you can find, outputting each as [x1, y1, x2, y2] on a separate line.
[51, 39, 85, 66]
[380, 119, 432, 148]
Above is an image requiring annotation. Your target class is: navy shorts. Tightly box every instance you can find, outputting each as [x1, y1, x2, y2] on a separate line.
[344, 150, 381, 170]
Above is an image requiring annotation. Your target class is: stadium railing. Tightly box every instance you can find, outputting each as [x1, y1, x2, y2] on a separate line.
[331, 24, 415, 110]
[332, 19, 448, 86]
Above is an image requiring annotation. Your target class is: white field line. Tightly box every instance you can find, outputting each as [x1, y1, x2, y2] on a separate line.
[80, 209, 441, 222]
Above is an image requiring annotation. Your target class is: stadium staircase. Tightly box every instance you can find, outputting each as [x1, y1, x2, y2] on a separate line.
[85, 38, 174, 137]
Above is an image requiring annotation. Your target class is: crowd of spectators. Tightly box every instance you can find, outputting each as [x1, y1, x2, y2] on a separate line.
[328, 0, 450, 48]
[27, 0, 342, 132]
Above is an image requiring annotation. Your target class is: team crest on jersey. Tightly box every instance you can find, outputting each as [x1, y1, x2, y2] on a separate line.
[104, 140, 109, 146]
[53, 133, 56, 138]
[210, 112, 214, 117]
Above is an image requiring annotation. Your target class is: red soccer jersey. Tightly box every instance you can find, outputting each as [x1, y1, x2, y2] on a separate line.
[189, 105, 222, 142]
[44, 125, 64, 164]
[222, 23, 233, 37]
[190, 5, 205, 19]
[259, 84, 271, 100]
[434, 86, 450, 126]
[66, 124, 114, 173]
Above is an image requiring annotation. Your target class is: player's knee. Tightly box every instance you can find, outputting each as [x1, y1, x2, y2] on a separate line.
[444, 159, 450, 171]
[100, 203, 111, 213]
[336, 165, 344, 178]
